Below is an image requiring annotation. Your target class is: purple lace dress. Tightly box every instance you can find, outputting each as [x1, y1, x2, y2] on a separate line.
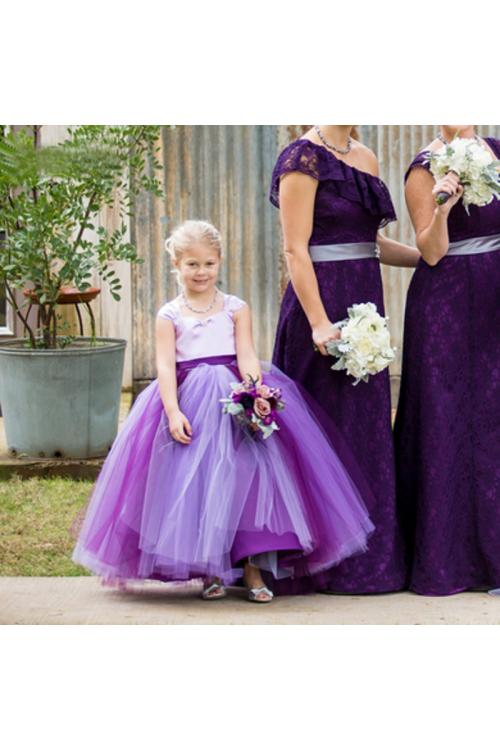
[394, 137, 500, 595]
[269, 138, 407, 594]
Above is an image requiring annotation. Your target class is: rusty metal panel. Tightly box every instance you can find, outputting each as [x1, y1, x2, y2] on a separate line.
[131, 125, 282, 384]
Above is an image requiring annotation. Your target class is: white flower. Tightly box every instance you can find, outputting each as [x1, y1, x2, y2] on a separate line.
[428, 137, 500, 212]
[327, 302, 396, 385]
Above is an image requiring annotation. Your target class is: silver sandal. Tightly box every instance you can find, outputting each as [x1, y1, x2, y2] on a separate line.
[201, 580, 227, 600]
[247, 585, 274, 604]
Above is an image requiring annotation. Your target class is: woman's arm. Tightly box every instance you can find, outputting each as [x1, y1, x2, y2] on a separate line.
[405, 168, 463, 266]
[233, 304, 262, 384]
[279, 172, 340, 355]
[155, 316, 192, 444]
[377, 232, 421, 268]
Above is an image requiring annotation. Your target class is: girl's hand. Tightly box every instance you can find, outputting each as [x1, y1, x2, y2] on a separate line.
[167, 409, 193, 444]
[312, 321, 341, 356]
[432, 172, 464, 214]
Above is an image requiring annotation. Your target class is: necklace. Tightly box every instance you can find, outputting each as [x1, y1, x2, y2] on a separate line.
[182, 288, 219, 314]
[314, 125, 352, 155]
[437, 132, 482, 145]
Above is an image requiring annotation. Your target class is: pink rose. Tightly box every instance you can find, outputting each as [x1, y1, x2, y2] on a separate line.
[254, 397, 271, 419]
[257, 384, 272, 399]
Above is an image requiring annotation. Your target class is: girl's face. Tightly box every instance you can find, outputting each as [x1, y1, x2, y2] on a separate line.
[175, 242, 221, 294]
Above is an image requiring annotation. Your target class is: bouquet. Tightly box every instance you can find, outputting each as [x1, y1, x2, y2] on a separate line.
[326, 302, 396, 386]
[220, 376, 285, 439]
[426, 137, 500, 214]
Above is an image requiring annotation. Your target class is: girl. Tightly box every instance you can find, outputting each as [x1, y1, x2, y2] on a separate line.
[73, 219, 376, 603]
[270, 125, 420, 595]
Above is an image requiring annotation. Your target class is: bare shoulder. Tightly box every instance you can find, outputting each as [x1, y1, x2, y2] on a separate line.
[350, 140, 380, 176]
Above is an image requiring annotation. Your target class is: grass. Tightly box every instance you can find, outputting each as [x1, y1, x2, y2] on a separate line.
[0, 475, 94, 576]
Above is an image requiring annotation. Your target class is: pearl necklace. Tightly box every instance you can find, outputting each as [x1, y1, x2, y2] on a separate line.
[182, 289, 219, 314]
[314, 125, 352, 155]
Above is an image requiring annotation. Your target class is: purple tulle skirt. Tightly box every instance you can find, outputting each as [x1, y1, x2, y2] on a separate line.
[73, 356, 375, 588]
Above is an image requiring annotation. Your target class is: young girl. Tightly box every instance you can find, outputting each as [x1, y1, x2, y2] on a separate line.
[73, 219, 375, 603]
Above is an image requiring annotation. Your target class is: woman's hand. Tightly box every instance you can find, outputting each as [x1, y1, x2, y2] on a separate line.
[167, 409, 193, 445]
[432, 172, 464, 215]
[312, 321, 341, 356]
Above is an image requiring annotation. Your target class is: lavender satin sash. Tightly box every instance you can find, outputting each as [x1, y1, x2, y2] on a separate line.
[309, 242, 380, 262]
[447, 232, 500, 256]
[176, 354, 238, 385]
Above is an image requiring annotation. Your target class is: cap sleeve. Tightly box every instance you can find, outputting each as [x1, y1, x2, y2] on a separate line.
[157, 300, 178, 322]
[404, 151, 432, 183]
[225, 294, 247, 316]
[269, 140, 325, 207]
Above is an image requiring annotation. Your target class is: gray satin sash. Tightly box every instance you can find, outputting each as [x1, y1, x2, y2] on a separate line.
[447, 233, 500, 256]
[309, 242, 380, 262]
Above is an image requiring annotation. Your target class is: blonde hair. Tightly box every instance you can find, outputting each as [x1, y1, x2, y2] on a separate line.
[165, 219, 223, 262]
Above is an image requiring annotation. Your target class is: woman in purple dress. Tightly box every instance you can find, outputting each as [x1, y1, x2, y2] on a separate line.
[270, 126, 420, 594]
[394, 125, 500, 596]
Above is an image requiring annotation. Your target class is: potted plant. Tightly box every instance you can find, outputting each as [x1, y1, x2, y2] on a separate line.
[0, 125, 163, 458]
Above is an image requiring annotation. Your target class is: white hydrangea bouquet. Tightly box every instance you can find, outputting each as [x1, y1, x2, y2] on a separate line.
[326, 302, 396, 386]
[426, 137, 500, 214]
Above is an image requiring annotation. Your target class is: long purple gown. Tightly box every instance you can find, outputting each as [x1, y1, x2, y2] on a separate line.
[394, 137, 500, 596]
[73, 292, 375, 588]
[270, 138, 407, 594]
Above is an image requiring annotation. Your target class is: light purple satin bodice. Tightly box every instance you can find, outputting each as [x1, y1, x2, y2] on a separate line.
[157, 293, 246, 362]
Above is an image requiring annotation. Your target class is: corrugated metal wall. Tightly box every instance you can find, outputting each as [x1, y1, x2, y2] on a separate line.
[131, 125, 282, 388]
[128, 124, 500, 393]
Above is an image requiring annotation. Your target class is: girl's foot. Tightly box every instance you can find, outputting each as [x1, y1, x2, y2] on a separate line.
[243, 562, 274, 603]
[201, 577, 227, 600]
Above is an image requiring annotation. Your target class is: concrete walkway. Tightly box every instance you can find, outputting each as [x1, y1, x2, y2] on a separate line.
[1, 577, 499, 624]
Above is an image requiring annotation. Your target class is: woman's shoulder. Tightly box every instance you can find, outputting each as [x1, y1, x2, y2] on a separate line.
[157, 297, 181, 322]
[404, 146, 435, 183]
[350, 140, 379, 173]
[269, 138, 333, 207]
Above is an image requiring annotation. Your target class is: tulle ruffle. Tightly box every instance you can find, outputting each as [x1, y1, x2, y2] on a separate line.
[73, 360, 375, 587]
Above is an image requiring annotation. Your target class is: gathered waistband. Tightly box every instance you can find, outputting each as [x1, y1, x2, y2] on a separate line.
[447, 232, 500, 257]
[309, 242, 380, 262]
[176, 354, 237, 374]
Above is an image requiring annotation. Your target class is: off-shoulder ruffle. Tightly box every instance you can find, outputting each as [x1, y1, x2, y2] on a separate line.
[269, 139, 397, 227]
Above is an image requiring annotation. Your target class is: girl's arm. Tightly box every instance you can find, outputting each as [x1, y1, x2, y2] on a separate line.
[233, 304, 262, 384]
[155, 316, 192, 444]
[377, 232, 421, 267]
[404, 167, 463, 266]
[279, 172, 340, 355]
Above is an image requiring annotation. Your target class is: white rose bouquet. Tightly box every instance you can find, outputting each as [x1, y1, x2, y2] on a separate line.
[326, 302, 396, 386]
[426, 137, 500, 214]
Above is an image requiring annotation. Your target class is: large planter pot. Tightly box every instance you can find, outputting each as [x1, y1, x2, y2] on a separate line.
[0, 337, 126, 459]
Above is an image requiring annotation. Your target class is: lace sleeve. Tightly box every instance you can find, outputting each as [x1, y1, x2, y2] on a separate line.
[269, 141, 322, 207]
